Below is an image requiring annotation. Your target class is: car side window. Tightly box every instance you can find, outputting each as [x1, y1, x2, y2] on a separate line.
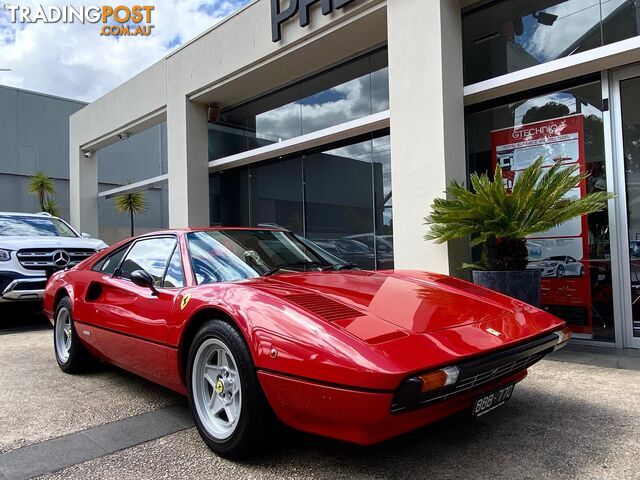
[163, 245, 184, 288]
[92, 246, 128, 275]
[117, 237, 177, 286]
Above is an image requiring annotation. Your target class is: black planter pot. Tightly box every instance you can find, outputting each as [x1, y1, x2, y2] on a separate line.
[472, 270, 542, 307]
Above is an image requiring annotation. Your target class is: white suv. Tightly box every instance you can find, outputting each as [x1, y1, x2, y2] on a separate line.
[0, 212, 108, 303]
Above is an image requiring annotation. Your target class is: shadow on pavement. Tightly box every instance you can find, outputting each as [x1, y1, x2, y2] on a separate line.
[0, 303, 50, 334]
[247, 386, 623, 479]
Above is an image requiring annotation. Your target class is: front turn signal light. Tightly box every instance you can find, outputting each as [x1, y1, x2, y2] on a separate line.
[553, 327, 571, 350]
[418, 366, 459, 393]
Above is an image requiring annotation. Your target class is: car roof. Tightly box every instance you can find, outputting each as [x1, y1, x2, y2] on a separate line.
[0, 211, 60, 218]
[135, 226, 289, 237]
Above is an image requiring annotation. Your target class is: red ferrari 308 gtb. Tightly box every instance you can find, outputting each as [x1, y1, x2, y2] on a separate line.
[44, 228, 569, 458]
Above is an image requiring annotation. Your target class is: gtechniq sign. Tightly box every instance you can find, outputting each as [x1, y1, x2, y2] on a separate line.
[271, 0, 356, 42]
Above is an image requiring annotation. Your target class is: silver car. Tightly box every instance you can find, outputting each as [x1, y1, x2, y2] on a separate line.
[528, 256, 585, 278]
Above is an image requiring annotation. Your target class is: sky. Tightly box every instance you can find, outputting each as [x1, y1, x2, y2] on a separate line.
[0, 0, 249, 102]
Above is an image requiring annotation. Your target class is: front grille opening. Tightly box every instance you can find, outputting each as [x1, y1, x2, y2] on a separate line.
[17, 248, 95, 270]
[391, 332, 559, 413]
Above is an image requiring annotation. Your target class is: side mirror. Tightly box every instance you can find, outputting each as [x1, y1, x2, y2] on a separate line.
[81, 232, 92, 238]
[130, 269, 159, 296]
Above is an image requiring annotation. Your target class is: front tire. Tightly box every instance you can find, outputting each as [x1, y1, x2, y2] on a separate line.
[187, 320, 268, 459]
[54, 297, 95, 373]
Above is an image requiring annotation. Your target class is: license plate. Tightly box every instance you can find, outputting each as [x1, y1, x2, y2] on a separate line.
[472, 383, 514, 417]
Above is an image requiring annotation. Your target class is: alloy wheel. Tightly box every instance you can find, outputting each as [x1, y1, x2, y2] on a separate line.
[192, 338, 242, 440]
[55, 307, 72, 363]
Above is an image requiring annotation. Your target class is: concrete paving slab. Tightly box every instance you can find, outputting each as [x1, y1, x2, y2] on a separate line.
[0, 434, 105, 480]
[35, 359, 640, 480]
[81, 405, 193, 452]
[0, 330, 182, 453]
[0, 405, 194, 480]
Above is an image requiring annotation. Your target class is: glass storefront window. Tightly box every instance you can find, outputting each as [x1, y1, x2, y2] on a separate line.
[208, 48, 389, 161]
[209, 167, 250, 227]
[209, 130, 393, 270]
[619, 76, 640, 338]
[304, 138, 376, 269]
[463, 0, 640, 85]
[250, 157, 304, 234]
[372, 135, 393, 269]
[465, 80, 614, 342]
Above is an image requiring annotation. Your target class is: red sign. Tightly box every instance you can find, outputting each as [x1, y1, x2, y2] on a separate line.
[491, 115, 593, 334]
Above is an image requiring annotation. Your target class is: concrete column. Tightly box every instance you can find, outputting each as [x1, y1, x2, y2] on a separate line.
[166, 97, 210, 228]
[387, 0, 469, 275]
[69, 132, 98, 237]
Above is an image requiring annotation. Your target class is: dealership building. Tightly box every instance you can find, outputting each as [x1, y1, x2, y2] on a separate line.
[69, 0, 640, 350]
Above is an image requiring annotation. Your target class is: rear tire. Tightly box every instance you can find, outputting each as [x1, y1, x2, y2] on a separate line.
[54, 297, 95, 373]
[187, 319, 268, 459]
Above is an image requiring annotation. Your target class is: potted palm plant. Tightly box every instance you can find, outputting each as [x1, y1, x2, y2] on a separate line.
[424, 157, 614, 306]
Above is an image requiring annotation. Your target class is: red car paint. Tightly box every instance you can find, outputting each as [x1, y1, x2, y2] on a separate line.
[44, 228, 566, 445]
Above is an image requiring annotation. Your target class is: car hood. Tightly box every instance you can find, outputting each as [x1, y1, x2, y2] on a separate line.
[245, 269, 564, 362]
[0, 236, 107, 250]
[254, 270, 514, 333]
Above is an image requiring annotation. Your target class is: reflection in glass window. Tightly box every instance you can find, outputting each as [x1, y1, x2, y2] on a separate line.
[92, 246, 128, 275]
[252, 85, 303, 146]
[163, 246, 184, 288]
[250, 157, 304, 234]
[300, 56, 373, 134]
[465, 80, 613, 342]
[304, 138, 376, 270]
[373, 135, 393, 269]
[209, 168, 250, 227]
[187, 231, 260, 284]
[118, 237, 177, 286]
[463, 0, 639, 85]
[0, 215, 77, 237]
[618, 76, 640, 338]
[208, 48, 389, 161]
[208, 130, 393, 270]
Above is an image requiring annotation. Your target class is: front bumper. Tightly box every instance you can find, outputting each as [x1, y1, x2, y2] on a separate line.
[0, 274, 47, 302]
[258, 329, 569, 445]
[259, 369, 528, 445]
[391, 331, 564, 412]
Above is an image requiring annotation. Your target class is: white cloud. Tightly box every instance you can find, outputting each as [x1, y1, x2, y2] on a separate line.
[0, 0, 248, 102]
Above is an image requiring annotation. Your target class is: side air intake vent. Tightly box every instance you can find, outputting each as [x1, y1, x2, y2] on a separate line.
[285, 293, 361, 322]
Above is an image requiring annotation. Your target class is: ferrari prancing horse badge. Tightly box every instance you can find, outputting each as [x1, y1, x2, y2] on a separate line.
[180, 294, 191, 310]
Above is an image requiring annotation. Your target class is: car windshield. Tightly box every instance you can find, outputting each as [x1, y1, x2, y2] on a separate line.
[0, 215, 77, 237]
[543, 256, 566, 261]
[186, 230, 345, 284]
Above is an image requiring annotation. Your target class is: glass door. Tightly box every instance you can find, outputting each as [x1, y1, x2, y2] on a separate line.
[611, 65, 640, 349]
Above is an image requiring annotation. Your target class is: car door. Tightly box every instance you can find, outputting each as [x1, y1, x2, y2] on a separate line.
[90, 235, 185, 386]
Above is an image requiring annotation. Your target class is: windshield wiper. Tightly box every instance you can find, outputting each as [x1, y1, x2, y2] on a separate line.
[264, 261, 327, 276]
[322, 262, 359, 271]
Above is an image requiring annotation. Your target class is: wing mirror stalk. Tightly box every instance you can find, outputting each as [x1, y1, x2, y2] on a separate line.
[130, 270, 159, 296]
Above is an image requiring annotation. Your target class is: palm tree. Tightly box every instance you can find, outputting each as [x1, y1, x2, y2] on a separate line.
[425, 157, 615, 271]
[42, 197, 61, 218]
[114, 185, 147, 237]
[28, 172, 56, 212]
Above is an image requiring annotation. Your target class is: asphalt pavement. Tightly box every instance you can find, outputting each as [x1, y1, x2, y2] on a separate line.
[0, 322, 638, 480]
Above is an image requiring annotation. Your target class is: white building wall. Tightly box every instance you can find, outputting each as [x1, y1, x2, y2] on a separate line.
[387, 0, 469, 274]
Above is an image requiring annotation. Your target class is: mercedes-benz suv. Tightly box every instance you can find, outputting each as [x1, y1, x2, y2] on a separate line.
[0, 212, 108, 303]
